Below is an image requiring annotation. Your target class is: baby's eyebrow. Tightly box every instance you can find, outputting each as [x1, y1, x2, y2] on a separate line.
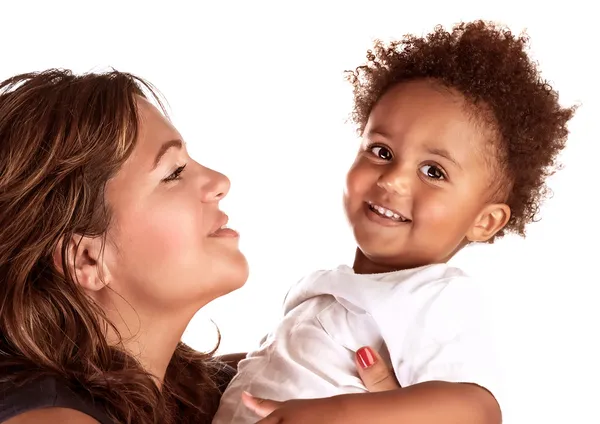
[427, 147, 461, 169]
[365, 129, 391, 139]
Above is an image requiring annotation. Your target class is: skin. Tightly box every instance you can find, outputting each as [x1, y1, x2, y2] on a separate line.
[5, 409, 101, 424]
[68, 97, 251, 383]
[345, 79, 510, 274]
[247, 79, 508, 423]
[9, 98, 393, 424]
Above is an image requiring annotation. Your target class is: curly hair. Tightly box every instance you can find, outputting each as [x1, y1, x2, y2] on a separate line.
[345, 20, 576, 239]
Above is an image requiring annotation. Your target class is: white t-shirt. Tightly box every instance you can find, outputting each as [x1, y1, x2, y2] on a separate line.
[212, 263, 503, 424]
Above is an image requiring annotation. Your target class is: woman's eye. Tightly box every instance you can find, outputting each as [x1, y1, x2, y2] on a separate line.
[163, 164, 187, 182]
[369, 145, 393, 161]
[419, 164, 446, 180]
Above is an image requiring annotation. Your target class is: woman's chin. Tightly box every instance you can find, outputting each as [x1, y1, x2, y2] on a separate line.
[215, 251, 250, 296]
[180, 249, 250, 308]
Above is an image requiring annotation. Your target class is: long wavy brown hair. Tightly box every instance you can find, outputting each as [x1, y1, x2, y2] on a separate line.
[0, 69, 225, 423]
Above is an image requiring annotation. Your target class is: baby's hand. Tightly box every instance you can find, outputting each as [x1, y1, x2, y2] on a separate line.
[242, 346, 400, 423]
[242, 392, 345, 424]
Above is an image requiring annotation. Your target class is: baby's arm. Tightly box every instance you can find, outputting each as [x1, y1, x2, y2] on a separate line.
[245, 353, 500, 424]
[334, 380, 499, 423]
[332, 381, 502, 424]
[350, 345, 501, 422]
[350, 381, 502, 424]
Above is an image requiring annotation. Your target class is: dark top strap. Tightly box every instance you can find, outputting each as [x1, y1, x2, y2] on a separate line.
[0, 376, 112, 423]
[0, 364, 236, 423]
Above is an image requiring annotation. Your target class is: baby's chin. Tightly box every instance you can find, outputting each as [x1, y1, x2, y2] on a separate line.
[355, 234, 409, 258]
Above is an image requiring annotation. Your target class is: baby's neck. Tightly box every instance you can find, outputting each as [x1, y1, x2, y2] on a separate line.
[352, 249, 404, 274]
[352, 248, 453, 274]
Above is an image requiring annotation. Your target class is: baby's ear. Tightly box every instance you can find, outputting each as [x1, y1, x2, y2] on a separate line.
[467, 203, 511, 242]
[53, 234, 111, 292]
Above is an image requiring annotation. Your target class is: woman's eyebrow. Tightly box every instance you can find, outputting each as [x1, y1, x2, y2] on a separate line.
[152, 139, 183, 170]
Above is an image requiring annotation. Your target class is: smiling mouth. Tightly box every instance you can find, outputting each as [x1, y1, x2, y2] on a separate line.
[367, 202, 411, 223]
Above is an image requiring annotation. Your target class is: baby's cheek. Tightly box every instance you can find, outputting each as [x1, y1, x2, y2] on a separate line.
[419, 201, 475, 242]
[419, 200, 452, 222]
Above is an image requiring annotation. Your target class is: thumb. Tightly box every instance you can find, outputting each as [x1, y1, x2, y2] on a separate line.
[355, 346, 401, 392]
[241, 391, 282, 417]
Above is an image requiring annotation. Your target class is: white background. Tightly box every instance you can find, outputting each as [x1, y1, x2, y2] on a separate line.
[2, 1, 598, 423]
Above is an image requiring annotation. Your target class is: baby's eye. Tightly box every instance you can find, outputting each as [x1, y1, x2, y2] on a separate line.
[419, 164, 446, 180]
[369, 145, 393, 161]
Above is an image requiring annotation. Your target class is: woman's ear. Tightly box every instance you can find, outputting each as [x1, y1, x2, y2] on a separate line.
[53, 235, 111, 292]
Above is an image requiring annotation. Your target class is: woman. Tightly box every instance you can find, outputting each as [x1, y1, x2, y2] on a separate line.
[0, 70, 396, 423]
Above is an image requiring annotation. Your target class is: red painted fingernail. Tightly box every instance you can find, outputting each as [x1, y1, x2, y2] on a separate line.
[357, 346, 376, 369]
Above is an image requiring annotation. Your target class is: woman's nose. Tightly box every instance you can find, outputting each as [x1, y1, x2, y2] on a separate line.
[201, 167, 231, 202]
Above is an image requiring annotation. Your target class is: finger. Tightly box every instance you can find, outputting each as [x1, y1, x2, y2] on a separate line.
[242, 391, 282, 418]
[355, 346, 401, 392]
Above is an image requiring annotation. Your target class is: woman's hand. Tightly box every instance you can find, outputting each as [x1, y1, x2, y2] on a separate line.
[242, 346, 399, 423]
[354, 346, 399, 393]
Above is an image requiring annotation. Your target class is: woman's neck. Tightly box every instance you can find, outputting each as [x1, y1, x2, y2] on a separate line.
[102, 297, 196, 387]
[124, 318, 188, 387]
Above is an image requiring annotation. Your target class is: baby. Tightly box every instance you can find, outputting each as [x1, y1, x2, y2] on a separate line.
[213, 20, 575, 423]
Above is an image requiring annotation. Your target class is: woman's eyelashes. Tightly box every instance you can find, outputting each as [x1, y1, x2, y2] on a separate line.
[163, 164, 187, 183]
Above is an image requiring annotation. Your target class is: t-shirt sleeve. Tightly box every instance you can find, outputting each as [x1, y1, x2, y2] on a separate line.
[384, 277, 504, 408]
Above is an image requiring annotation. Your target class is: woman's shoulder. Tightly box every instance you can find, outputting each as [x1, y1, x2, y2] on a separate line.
[0, 375, 112, 424]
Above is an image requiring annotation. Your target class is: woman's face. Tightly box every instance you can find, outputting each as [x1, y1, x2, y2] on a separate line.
[101, 97, 248, 315]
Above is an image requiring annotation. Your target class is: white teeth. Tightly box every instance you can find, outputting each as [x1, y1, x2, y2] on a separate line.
[369, 203, 407, 222]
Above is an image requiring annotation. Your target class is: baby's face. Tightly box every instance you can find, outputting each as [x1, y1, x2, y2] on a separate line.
[343, 79, 508, 272]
